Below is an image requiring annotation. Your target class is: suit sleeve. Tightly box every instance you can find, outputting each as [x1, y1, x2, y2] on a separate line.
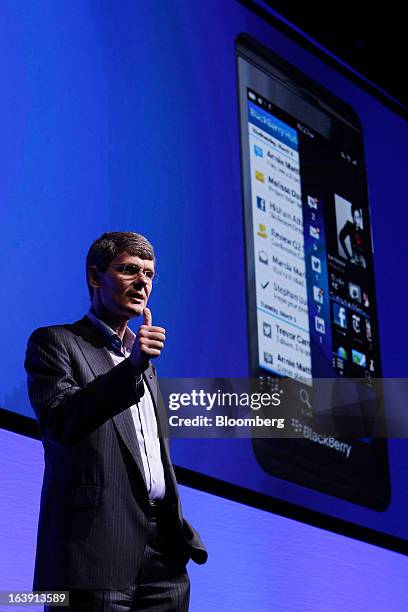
[25, 326, 145, 445]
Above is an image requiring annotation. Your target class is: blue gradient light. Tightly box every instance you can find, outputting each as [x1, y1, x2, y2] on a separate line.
[0, 0, 408, 556]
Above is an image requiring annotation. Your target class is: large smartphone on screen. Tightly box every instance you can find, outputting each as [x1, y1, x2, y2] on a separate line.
[237, 34, 390, 510]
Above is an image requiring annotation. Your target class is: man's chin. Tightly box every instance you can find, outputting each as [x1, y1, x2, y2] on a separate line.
[126, 303, 145, 317]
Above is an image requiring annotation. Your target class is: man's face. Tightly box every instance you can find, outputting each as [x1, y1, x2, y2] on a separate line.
[91, 252, 155, 319]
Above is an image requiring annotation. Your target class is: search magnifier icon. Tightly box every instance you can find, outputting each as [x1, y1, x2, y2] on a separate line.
[299, 388, 312, 410]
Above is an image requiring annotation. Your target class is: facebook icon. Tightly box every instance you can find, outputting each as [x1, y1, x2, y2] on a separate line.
[256, 196, 266, 212]
[333, 303, 348, 329]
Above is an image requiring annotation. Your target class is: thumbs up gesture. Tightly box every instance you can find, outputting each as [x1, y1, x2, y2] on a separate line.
[129, 308, 166, 374]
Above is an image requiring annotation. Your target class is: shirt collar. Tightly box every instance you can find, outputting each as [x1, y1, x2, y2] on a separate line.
[86, 309, 135, 355]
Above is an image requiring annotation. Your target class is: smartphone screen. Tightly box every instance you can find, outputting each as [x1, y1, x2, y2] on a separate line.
[237, 34, 390, 510]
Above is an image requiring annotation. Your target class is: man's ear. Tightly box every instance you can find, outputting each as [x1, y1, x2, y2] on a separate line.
[88, 266, 101, 290]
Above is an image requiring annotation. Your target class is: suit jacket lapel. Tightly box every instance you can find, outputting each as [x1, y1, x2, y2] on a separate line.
[72, 316, 147, 486]
[73, 318, 115, 377]
[111, 411, 147, 488]
[71, 316, 175, 502]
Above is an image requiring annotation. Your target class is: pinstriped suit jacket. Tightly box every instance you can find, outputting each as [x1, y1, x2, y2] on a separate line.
[25, 315, 207, 590]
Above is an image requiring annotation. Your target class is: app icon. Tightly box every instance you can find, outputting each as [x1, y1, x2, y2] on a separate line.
[254, 144, 264, 157]
[257, 223, 267, 238]
[311, 256, 321, 273]
[255, 170, 265, 183]
[335, 357, 345, 370]
[352, 349, 366, 368]
[331, 272, 345, 291]
[365, 319, 372, 342]
[333, 304, 347, 329]
[309, 225, 320, 239]
[256, 196, 266, 212]
[313, 286, 324, 304]
[337, 346, 347, 360]
[264, 352, 273, 364]
[299, 389, 312, 409]
[307, 196, 319, 209]
[315, 316, 326, 334]
[258, 250, 268, 264]
[263, 322, 272, 338]
[349, 282, 362, 303]
[352, 313, 361, 334]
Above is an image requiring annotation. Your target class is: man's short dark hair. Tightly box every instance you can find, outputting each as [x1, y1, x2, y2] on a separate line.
[86, 231, 155, 299]
[351, 203, 362, 216]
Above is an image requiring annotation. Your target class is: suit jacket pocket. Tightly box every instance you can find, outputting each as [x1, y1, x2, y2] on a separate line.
[70, 485, 101, 508]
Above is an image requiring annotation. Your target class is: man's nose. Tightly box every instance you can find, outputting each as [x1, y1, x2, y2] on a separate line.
[132, 276, 148, 289]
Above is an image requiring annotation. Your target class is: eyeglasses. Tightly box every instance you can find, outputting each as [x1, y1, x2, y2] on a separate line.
[108, 264, 158, 284]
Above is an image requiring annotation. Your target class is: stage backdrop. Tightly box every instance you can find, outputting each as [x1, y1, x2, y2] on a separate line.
[1, 0, 408, 551]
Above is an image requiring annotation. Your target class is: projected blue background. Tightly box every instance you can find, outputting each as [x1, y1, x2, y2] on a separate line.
[1, 0, 408, 545]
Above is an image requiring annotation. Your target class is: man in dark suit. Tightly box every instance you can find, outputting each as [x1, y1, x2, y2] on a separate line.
[25, 231, 207, 611]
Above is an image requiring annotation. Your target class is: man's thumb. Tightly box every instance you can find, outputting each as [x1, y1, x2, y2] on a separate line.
[143, 307, 152, 326]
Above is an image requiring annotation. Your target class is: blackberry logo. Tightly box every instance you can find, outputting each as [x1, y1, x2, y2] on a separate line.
[291, 418, 303, 433]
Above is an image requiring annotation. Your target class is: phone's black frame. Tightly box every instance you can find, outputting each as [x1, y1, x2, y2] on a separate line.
[236, 32, 391, 511]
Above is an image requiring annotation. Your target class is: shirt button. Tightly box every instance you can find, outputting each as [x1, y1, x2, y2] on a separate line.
[149, 374, 153, 379]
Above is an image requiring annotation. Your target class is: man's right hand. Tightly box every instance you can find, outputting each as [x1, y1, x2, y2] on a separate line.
[129, 308, 166, 375]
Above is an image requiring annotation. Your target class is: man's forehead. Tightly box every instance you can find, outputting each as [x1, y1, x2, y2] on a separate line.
[111, 252, 155, 268]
